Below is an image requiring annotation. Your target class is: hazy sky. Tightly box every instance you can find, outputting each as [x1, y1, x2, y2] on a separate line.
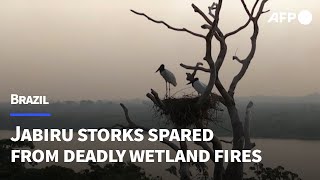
[0, 0, 319, 101]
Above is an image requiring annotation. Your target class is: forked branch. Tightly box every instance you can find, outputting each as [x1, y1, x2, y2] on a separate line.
[180, 62, 210, 73]
[228, 0, 269, 97]
[192, 4, 213, 25]
[225, 0, 266, 38]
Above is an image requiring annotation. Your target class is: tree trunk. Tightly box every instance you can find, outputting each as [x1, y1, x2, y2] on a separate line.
[179, 141, 191, 180]
[212, 136, 224, 180]
[224, 104, 244, 180]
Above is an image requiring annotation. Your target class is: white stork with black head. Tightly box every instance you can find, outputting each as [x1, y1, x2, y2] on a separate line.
[156, 64, 177, 97]
[187, 77, 207, 95]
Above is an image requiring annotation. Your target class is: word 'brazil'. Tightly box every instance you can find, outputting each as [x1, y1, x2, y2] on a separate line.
[11, 94, 49, 105]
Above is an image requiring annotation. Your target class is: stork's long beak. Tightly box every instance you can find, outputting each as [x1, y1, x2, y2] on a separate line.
[155, 67, 160, 73]
[186, 81, 192, 85]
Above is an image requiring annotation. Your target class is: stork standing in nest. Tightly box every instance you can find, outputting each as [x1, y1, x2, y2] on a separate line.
[187, 77, 207, 95]
[156, 64, 177, 98]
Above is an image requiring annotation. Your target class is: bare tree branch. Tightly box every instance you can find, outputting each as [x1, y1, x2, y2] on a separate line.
[225, 20, 251, 38]
[184, 62, 204, 82]
[244, 101, 256, 149]
[118, 103, 179, 152]
[215, 79, 234, 105]
[151, 89, 166, 109]
[197, 39, 216, 107]
[228, 0, 269, 97]
[192, 4, 213, 25]
[225, 0, 261, 38]
[179, 139, 192, 180]
[213, 35, 227, 72]
[201, 24, 212, 30]
[180, 63, 210, 73]
[262, 9, 271, 14]
[146, 93, 159, 106]
[208, 1, 228, 73]
[212, 0, 223, 27]
[254, 0, 270, 19]
[193, 1, 224, 38]
[146, 89, 167, 112]
[251, 0, 262, 16]
[120, 103, 135, 127]
[232, 56, 245, 64]
[240, 0, 251, 16]
[211, 0, 225, 38]
[211, 136, 224, 180]
[208, 2, 217, 19]
[130, 10, 206, 39]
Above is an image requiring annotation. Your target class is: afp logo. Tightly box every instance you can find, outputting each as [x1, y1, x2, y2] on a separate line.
[268, 10, 313, 25]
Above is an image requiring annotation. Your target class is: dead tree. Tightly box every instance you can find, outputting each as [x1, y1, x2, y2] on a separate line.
[114, 1, 269, 180]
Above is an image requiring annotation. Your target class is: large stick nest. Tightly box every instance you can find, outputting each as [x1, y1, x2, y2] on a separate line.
[154, 94, 221, 127]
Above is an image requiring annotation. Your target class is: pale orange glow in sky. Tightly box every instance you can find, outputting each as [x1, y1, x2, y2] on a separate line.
[0, 0, 319, 101]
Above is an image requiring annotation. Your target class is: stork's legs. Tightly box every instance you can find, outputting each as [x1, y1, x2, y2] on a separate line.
[165, 81, 168, 98]
[164, 81, 172, 98]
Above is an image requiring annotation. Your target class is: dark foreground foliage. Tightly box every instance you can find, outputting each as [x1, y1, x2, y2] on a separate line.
[244, 163, 302, 180]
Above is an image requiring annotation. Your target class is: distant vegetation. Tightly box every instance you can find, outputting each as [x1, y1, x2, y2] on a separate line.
[1, 95, 320, 140]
